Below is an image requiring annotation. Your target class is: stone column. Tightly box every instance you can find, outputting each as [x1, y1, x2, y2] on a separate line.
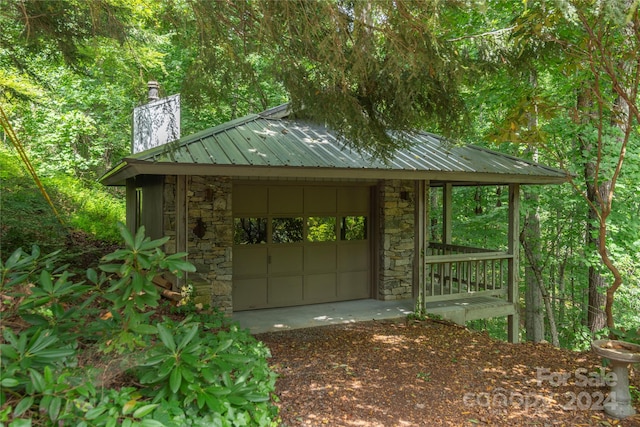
[185, 176, 233, 313]
[378, 179, 415, 300]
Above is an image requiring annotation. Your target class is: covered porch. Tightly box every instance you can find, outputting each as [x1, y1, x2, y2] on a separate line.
[414, 182, 521, 342]
[233, 182, 521, 341]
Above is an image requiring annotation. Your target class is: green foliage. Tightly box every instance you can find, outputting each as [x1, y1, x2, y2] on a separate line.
[136, 317, 277, 424]
[0, 225, 279, 426]
[47, 173, 125, 242]
[467, 318, 508, 343]
[98, 223, 195, 351]
[0, 147, 125, 256]
[0, 150, 69, 256]
[307, 217, 336, 242]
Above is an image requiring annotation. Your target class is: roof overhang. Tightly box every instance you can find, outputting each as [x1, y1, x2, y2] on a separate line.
[100, 158, 569, 187]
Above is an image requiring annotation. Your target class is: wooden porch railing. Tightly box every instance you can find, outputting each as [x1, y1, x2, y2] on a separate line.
[424, 243, 514, 302]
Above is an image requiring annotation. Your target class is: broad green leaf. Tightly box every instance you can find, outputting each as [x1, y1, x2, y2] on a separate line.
[133, 227, 147, 250]
[204, 393, 223, 411]
[20, 313, 51, 327]
[227, 395, 248, 406]
[221, 371, 232, 388]
[130, 324, 157, 335]
[0, 344, 19, 360]
[48, 396, 62, 421]
[99, 262, 125, 273]
[13, 396, 34, 417]
[131, 272, 145, 294]
[1, 377, 19, 387]
[35, 348, 76, 360]
[8, 418, 32, 427]
[85, 406, 107, 420]
[132, 403, 158, 418]
[157, 358, 175, 378]
[118, 223, 137, 249]
[139, 236, 170, 251]
[170, 366, 182, 393]
[3, 247, 25, 269]
[39, 270, 54, 293]
[245, 393, 270, 402]
[208, 386, 231, 397]
[180, 352, 199, 366]
[181, 366, 195, 383]
[122, 399, 138, 415]
[27, 330, 58, 354]
[156, 323, 176, 352]
[176, 324, 199, 352]
[29, 369, 45, 393]
[138, 353, 167, 367]
[39, 395, 52, 415]
[216, 339, 233, 353]
[86, 268, 98, 283]
[43, 365, 53, 384]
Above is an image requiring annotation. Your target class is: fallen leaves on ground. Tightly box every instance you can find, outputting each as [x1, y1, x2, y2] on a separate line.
[257, 319, 640, 427]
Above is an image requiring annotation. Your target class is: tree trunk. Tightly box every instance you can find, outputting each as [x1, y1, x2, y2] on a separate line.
[522, 70, 546, 342]
[523, 193, 545, 342]
[576, 84, 608, 333]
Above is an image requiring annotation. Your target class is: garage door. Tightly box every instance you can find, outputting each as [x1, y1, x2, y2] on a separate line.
[232, 184, 371, 310]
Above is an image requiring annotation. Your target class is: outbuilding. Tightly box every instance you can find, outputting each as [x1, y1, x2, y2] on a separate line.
[101, 102, 567, 343]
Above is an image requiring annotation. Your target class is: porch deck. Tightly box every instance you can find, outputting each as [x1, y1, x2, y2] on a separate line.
[232, 295, 514, 334]
[232, 298, 414, 334]
[424, 295, 515, 325]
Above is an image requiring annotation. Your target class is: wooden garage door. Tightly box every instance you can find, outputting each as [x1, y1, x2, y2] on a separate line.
[233, 184, 371, 310]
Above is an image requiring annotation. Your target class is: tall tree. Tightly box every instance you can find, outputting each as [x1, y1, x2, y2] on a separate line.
[577, 81, 608, 332]
[513, 0, 640, 331]
[523, 71, 546, 343]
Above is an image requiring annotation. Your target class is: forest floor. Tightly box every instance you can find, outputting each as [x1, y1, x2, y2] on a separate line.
[258, 319, 640, 427]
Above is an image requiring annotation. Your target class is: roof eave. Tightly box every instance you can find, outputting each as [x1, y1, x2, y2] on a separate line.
[100, 160, 569, 186]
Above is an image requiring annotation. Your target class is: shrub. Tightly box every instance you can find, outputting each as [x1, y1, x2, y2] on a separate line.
[0, 224, 279, 426]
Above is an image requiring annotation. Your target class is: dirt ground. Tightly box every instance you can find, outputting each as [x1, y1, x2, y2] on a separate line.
[257, 319, 640, 427]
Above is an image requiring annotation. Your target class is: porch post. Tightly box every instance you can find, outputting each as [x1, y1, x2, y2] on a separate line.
[175, 175, 187, 286]
[414, 180, 428, 308]
[442, 183, 452, 245]
[125, 178, 137, 236]
[507, 183, 521, 343]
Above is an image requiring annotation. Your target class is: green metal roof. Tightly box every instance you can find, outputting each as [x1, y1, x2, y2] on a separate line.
[100, 105, 568, 186]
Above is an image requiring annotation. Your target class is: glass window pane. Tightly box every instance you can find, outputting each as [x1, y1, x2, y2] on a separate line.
[307, 217, 336, 242]
[341, 216, 367, 240]
[272, 217, 303, 243]
[234, 217, 267, 244]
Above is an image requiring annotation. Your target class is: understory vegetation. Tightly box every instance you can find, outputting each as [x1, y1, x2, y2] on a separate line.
[0, 148, 124, 257]
[0, 224, 279, 426]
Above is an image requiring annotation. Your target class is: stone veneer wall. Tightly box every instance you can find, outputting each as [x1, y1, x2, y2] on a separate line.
[378, 179, 415, 300]
[164, 175, 234, 313]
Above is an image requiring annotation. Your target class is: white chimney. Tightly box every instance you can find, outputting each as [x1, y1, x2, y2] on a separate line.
[147, 80, 160, 102]
[132, 81, 180, 154]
